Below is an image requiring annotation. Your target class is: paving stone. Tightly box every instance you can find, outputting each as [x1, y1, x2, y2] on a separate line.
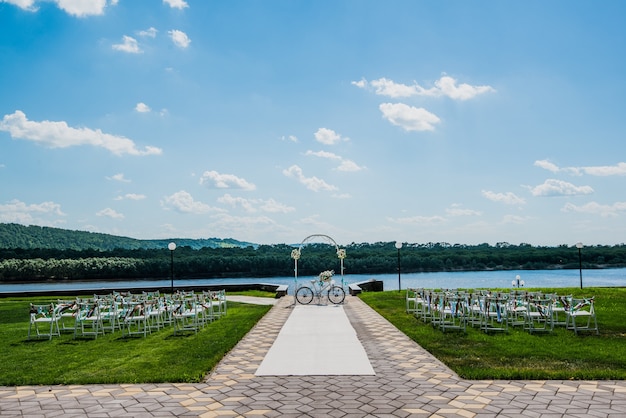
[2, 296, 625, 417]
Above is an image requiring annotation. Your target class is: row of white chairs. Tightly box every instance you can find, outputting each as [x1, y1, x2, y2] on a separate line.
[406, 288, 598, 335]
[28, 290, 227, 340]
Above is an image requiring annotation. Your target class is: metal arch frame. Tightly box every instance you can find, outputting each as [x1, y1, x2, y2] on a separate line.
[291, 234, 346, 302]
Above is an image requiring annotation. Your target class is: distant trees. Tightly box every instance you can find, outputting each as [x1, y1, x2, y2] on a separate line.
[1, 241, 625, 283]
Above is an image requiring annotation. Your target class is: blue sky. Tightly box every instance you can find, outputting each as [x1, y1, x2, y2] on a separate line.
[1, 0, 625, 246]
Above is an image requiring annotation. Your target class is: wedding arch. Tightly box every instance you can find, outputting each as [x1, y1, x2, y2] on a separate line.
[290, 234, 346, 292]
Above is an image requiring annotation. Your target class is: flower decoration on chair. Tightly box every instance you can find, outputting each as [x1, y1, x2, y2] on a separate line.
[318, 270, 334, 282]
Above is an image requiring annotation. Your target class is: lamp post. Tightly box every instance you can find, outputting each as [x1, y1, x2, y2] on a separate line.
[576, 242, 583, 289]
[512, 274, 524, 288]
[395, 241, 403, 291]
[168, 242, 176, 294]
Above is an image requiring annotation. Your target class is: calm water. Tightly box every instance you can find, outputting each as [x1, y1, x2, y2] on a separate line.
[1, 268, 624, 294]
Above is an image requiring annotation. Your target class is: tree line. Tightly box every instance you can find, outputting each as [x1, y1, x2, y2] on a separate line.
[1, 242, 625, 282]
[0, 223, 252, 251]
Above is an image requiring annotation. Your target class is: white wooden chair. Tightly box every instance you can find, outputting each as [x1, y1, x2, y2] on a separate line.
[56, 299, 78, 333]
[122, 301, 150, 337]
[405, 288, 423, 316]
[548, 294, 571, 327]
[28, 303, 60, 340]
[173, 295, 201, 335]
[210, 290, 228, 319]
[524, 296, 554, 334]
[480, 294, 509, 333]
[566, 297, 598, 335]
[437, 292, 467, 333]
[73, 300, 104, 339]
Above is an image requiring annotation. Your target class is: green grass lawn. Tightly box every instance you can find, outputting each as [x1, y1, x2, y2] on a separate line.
[2, 288, 625, 385]
[0, 294, 270, 386]
[359, 287, 626, 380]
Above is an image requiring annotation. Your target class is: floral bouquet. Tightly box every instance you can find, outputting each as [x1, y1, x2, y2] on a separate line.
[318, 270, 334, 283]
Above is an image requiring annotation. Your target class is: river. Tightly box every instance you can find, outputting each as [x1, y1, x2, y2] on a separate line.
[1, 268, 624, 294]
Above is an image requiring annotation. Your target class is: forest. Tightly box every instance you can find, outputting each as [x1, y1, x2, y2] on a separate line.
[1, 222, 626, 283]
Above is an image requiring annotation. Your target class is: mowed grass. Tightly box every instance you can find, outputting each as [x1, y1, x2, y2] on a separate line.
[0, 294, 271, 386]
[359, 287, 626, 380]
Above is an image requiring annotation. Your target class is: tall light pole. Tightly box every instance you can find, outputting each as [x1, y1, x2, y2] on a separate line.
[395, 241, 403, 291]
[512, 274, 524, 288]
[168, 242, 176, 294]
[576, 242, 583, 289]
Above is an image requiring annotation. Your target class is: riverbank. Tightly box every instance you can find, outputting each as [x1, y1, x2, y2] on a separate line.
[1, 268, 624, 296]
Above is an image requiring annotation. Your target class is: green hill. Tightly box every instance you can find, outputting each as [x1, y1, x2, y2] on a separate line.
[0, 223, 255, 251]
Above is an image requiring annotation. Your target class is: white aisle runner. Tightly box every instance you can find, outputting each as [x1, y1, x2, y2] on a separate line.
[255, 304, 375, 376]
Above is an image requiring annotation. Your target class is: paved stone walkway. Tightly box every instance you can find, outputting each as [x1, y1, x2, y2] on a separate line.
[1, 296, 624, 417]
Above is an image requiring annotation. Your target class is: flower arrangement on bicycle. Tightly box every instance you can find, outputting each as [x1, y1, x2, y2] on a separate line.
[318, 269, 334, 283]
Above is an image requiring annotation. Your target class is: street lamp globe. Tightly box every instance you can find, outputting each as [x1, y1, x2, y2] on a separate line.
[395, 241, 403, 291]
[168, 242, 176, 294]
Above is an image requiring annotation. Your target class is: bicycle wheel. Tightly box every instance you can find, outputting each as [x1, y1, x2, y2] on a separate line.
[327, 286, 345, 304]
[296, 287, 314, 304]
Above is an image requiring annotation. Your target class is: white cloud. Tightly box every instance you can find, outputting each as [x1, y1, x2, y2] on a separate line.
[217, 194, 294, 213]
[114, 193, 146, 201]
[112, 35, 141, 53]
[218, 194, 256, 212]
[138, 27, 158, 38]
[135, 102, 151, 113]
[259, 198, 295, 213]
[199, 171, 256, 190]
[502, 215, 531, 224]
[371, 78, 425, 98]
[282, 165, 338, 192]
[314, 128, 347, 145]
[534, 159, 626, 177]
[562, 201, 626, 217]
[161, 191, 215, 214]
[0, 199, 65, 225]
[379, 102, 441, 132]
[446, 204, 482, 216]
[481, 190, 526, 205]
[2, 0, 38, 11]
[208, 213, 278, 237]
[534, 159, 561, 173]
[281, 135, 298, 143]
[434, 75, 496, 100]
[354, 75, 495, 100]
[163, 0, 188, 9]
[305, 150, 364, 172]
[336, 159, 364, 172]
[0, 110, 162, 156]
[168, 29, 191, 49]
[388, 215, 447, 225]
[305, 150, 341, 160]
[582, 162, 626, 176]
[96, 207, 124, 219]
[55, 0, 108, 17]
[351, 78, 367, 89]
[2, 0, 116, 16]
[106, 173, 130, 183]
[528, 179, 593, 197]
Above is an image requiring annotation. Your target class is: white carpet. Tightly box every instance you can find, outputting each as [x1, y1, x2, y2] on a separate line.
[255, 304, 375, 376]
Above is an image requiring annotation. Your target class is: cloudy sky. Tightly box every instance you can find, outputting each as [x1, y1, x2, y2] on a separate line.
[1, 0, 625, 246]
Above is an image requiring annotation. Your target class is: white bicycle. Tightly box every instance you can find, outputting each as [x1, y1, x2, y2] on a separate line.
[296, 277, 345, 305]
